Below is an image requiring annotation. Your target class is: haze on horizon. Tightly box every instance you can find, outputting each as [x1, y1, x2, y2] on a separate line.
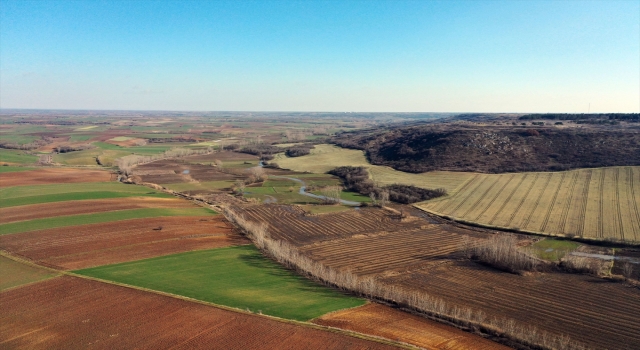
[1, 0, 638, 113]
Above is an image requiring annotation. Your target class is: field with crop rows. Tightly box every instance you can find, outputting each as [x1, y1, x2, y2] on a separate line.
[0, 276, 396, 350]
[417, 166, 640, 242]
[76, 245, 366, 321]
[235, 203, 640, 350]
[273, 144, 474, 194]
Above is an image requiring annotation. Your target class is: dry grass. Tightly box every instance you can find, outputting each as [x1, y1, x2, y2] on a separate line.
[417, 166, 640, 243]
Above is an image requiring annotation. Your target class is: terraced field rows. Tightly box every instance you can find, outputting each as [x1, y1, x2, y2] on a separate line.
[417, 166, 640, 242]
[239, 204, 421, 245]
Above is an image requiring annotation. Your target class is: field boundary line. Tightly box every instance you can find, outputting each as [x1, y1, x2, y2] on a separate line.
[540, 172, 566, 232]
[0, 250, 417, 350]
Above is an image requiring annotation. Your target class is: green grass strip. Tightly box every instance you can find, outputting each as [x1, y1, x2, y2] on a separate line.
[74, 245, 364, 321]
[0, 191, 172, 208]
[0, 207, 216, 235]
[0, 166, 34, 173]
[0, 182, 156, 199]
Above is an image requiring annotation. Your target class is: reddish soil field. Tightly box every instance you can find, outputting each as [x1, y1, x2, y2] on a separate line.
[0, 276, 398, 350]
[0, 216, 250, 270]
[0, 197, 196, 224]
[187, 151, 259, 162]
[315, 303, 509, 350]
[0, 168, 113, 187]
[134, 160, 241, 184]
[236, 204, 640, 350]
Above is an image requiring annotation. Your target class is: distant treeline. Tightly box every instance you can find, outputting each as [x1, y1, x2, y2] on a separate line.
[519, 113, 639, 121]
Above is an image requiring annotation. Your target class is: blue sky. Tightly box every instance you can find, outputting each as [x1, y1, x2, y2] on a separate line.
[1, 0, 638, 112]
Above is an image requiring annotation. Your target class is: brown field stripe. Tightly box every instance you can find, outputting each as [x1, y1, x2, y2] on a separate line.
[521, 173, 553, 230]
[628, 167, 640, 242]
[504, 173, 539, 228]
[614, 168, 625, 240]
[471, 174, 516, 222]
[540, 172, 567, 232]
[558, 171, 580, 235]
[598, 169, 606, 239]
[437, 175, 482, 214]
[488, 174, 528, 225]
[459, 176, 502, 219]
[577, 170, 593, 237]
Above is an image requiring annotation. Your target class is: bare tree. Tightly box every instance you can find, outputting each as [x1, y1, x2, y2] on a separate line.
[622, 262, 634, 280]
[379, 190, 389, 207]
[321, 185, 342, 204]
[233, 180, 246, 195]
[213, 159, 223, 168]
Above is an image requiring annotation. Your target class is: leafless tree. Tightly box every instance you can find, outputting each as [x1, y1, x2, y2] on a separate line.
[321, 185, 342, 204]
[622, 262, 634, 280]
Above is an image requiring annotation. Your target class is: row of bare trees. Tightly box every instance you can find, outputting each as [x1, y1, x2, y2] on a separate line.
[223, 208, 588, 350]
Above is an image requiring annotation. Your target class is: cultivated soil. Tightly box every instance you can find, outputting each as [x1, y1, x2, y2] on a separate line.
[0, 168, 114, 187]
[0, 216, 249, 270]
[0, 197, 196, 224]
[314, 303, 509, 350]
[0, 276, 399, 350]
[236, 204, 640, 350]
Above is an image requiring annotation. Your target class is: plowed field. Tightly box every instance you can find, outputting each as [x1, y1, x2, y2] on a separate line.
[0, 197, 194, 224]
[0, 276, 398, 350]
[236, 204, 640, 350]
[0, 168, 113, 187]
[417, 166, 640, 242]
[314, 303, 509, 350]
[0, 216, 249, 269]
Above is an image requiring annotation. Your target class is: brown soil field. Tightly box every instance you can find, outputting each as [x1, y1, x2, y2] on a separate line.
[134, 160, 241, 184]
[0, 216, 250, 270]
[0, 168, 113, 187]
[0, 276, 398, 350]
[187, 151, 259, 162]
[237, 204, 640, 350]
[315, 303, 509, 350]
[0, 197, 195, 224]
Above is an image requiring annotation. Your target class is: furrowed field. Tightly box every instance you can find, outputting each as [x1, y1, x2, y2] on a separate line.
[417, 166, 640, 242]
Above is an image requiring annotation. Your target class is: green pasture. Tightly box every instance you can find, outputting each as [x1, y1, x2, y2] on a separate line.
[1, 191, 171, 208]
[0, 256, 59, 291]
[0, 207, 214, 235]
[0, 149, 38, 164]
[0, 166, 34, 173]
[0, 182, 157, 200]
[68, 134, 93, 141]
[74, 245, 365, 321]
[0, 134, 38, 145]
[340, 191, 372, 203]
[530, 239, 581, 261]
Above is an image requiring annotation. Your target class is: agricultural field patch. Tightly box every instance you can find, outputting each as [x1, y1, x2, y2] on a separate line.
[0, 197, 194, 224]
[273, 144, 474, 194]
[75, 245, 366, 321]
[0, 255, 58, 291]
[417, 166, 640, 243]
[0, 182, 164, 204]
[0, 216, 244, 270]
[0, 207, 214, 235]
[314, 303, 509, 350]
[0, 166, 33, 173]
[529, 239, 580, 261]
[0, 168, 113, 187]
[0, 149, 38, 165]
[0, 276, 396, 350]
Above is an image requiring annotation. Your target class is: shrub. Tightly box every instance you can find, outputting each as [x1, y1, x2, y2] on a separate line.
[471, 234, 539, 273]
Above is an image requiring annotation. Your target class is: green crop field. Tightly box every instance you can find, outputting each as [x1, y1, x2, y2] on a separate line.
[74, 245, 365, 321]
[0, 182, 163, 201]
[530, 239, 580, 261]
[0, 255, 59, 291]
[0, 190, 171, 208]
[0, 149, 38, 164]
[0, 207, 214, 235]
[273, 144, 473, 194]
[417, 166, 640, 243]
[0, 166, 34, 173]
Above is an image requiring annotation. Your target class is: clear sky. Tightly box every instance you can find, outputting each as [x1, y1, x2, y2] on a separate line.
[1, 0, 638, 112]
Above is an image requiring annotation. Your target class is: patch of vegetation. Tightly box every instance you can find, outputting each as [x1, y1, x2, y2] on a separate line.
[0, 207, 215, 235]
[0, 256, 59, 291]
[0, 166, 34, 173]
[0, 149, 38, 164]
[531, 239, 580, 261]
[0, 191, 171, 208]
[74, 245, 365, 321]
[0, 182, 157, 200]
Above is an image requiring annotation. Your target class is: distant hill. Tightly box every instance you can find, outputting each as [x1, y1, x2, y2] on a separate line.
[333, 126, 640, 173]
